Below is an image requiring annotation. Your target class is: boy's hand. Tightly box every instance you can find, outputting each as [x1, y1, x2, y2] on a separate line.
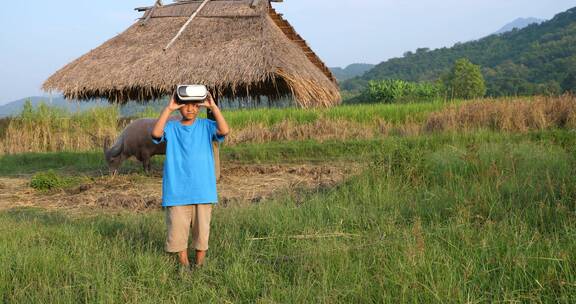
[167, 94, 184, 112]
[199, 92, 217, 110]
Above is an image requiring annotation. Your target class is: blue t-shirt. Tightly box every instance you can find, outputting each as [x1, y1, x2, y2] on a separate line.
[152, 118, 225, 206]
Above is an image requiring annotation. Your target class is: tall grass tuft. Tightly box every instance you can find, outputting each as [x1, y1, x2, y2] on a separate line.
[0, 101, 119, 154]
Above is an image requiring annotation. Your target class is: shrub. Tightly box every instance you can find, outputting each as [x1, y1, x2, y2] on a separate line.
[29, 170, 78, 191]
[442, 58, 486, 99]
[363, 79, 440, 103]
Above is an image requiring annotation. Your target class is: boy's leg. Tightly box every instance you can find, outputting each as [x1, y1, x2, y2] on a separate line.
[165, 205, 194, 266]
[191, 204, 213, 266]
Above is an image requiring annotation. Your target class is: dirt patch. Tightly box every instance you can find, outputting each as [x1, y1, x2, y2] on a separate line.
[0, 163, 360, 211]
[218, 164, 356, 207]
[0, 177, 35, 209]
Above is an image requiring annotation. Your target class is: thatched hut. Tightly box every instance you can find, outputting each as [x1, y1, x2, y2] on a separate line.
[43, 0, 340, 107]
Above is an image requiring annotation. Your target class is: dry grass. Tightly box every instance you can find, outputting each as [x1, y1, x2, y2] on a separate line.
[1, 123, 117, 154]
[227, 119, 378, 144]
[1, 95, 575, 154]
[227, 94, 576, 144]
[227, 118, 426, 145]
[0, 107, 119, 155]
[424, 94, 576, 133]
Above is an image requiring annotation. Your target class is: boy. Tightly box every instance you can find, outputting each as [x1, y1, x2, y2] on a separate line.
[151, 90, 229, 271]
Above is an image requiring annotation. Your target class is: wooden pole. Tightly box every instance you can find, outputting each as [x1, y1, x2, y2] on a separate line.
[208, 91, 221, 182]
[140, 0, 162, 26]
[213, 142, 221, 182]
[164, 0, 210, 51]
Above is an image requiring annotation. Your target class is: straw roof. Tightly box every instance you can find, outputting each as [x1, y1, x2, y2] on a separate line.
[43, 0, 341, 107]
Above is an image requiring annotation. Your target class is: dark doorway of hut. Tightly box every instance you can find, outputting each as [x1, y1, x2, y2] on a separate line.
[218, 96, 297, 110]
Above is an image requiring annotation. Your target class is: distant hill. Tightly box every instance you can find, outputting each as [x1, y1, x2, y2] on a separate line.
[494, 17, 545, 35]
[0, 96, 109, 118]
[342, 7, 576, 96]
[330, 64, 375, 82]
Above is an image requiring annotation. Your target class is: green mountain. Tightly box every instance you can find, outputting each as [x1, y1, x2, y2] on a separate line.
[343, 7, 576, 96]
[330, 63, 375, 81]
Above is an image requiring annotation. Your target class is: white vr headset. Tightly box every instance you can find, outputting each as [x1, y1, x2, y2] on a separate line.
[176, 84, 208, 103]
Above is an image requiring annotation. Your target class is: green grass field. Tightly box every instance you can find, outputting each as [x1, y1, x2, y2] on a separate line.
[1, 125, 576, 302]
[221, 100, 457, 127]
[1, 97, 576, 302]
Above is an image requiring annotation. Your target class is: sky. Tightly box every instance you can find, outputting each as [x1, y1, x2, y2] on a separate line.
[0, 0, 574, 105]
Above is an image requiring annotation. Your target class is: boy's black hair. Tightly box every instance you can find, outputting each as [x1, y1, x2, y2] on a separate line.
[173, 90, 184, 104]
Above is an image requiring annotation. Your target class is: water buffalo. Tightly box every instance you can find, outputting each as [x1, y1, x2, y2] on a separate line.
[104, 118, 176, 174]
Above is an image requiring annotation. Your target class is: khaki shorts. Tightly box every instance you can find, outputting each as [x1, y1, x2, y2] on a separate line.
[165, 204, 213, 252]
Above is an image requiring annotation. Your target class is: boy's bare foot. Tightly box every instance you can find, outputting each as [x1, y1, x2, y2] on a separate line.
[195, 250, 207, 266]
[178, 250, 190, 266]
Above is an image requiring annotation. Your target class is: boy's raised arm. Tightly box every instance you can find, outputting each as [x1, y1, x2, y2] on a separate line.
[202, 93, 230, 136]
[152, 96, 182, 139]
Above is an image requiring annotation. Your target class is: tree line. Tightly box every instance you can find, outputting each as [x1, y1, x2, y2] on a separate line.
[354, 59, 486, 104]
[342, 7, 576, 98]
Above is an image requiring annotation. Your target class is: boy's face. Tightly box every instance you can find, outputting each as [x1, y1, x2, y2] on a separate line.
[179, 102, 201, 120]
